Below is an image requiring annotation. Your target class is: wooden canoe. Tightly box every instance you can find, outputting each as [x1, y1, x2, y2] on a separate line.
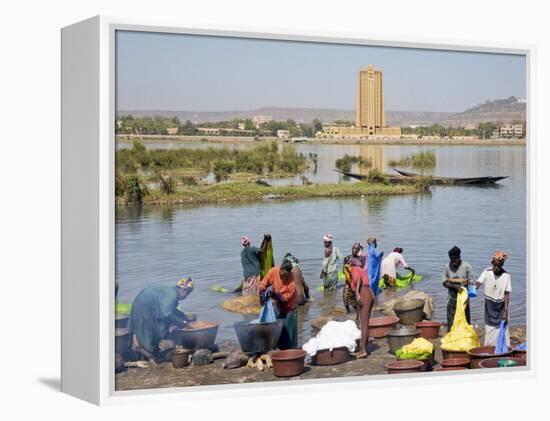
[334, 169, 508, 185]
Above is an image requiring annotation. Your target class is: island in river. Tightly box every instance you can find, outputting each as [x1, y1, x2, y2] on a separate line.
[115, 139, 426, 206]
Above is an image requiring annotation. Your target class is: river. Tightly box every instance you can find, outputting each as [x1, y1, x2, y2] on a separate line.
[115, 142, 527, 344]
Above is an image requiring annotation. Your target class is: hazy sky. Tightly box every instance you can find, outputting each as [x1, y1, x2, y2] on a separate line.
[116, 30, 526, 113]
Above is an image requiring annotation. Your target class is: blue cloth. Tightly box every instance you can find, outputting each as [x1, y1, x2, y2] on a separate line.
[251, 298, 276, 324]
[128, 286, 180, 353]
[367, 244, 383, 296]
[515, 341, 527, 351]
[496, 320, 508, 354]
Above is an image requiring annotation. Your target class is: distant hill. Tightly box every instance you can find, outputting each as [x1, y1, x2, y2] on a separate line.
[438, 96, 526, 127]
[119, 97, 526, 128]
[118, 107, 453, 127]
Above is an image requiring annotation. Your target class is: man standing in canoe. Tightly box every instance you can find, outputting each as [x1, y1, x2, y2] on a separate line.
[259, 259, 298, 349]
[475, 251, 512, 346]
[320, 233, 342, 291]
[443, 246, 474, 330]
[240, 234, 272, 295]
[128, 277, 195, 367]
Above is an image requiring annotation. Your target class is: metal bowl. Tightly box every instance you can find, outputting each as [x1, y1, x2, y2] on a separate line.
[234, 320, 283, 354]
[387, 327, 420, 355]
[393, 299, 425, 325]
[169, 321, 219, 351]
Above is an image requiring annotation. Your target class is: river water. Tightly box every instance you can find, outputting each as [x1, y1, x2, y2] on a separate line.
[115, 142, 527, 344]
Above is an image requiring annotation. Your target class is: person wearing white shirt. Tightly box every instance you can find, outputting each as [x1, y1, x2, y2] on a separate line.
[381, 247, 414, 287]
[475, 251, 512, 347]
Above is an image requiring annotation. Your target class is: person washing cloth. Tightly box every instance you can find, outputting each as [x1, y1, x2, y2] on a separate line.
[128, 277, 195, 367]
[442, 246, 474, 330]
[475, 251, 512, 347]
[381, 247, 415, 288]
[320, 234, 342, 291]
[259, 260, 298, 349]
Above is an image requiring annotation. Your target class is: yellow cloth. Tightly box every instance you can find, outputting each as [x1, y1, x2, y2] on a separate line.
[401, 337, 434, 355]
[441, 288, 480, 351]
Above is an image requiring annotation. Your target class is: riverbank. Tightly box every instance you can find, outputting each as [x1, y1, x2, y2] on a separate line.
[116, 181, 424, 206]
[116, 134, 526, 146]
[115, 325, 526, 391]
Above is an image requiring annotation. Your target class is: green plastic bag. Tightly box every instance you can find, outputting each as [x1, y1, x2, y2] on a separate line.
[379, 272, 423, 290]
[115, 302, 132, 315]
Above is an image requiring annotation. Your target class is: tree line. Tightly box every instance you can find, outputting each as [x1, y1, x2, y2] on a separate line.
[116, 114, 324, 138]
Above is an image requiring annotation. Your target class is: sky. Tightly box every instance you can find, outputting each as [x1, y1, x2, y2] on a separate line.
[115, 30, 526, 113]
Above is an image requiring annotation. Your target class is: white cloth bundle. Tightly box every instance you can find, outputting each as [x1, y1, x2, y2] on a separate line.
[302, 320, 361, 357]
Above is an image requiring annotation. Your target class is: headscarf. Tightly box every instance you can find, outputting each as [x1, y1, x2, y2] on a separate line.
[240, 236, 250, 246]
[323, 233, 333, 242]
[282, 252, 300, 268]
[176, 277, 194, 290]
[352, 242, 363, 250]
[493, 251, 508, 263]
[448, 246, 461, 258]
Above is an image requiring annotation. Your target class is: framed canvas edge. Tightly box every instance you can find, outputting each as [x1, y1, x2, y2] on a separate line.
[83, 15, 536, 405]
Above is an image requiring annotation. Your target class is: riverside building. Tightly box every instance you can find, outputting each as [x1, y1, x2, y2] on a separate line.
[320, 65, 401, 139]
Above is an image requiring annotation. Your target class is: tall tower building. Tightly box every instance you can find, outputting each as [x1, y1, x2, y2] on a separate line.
[355, 64, 384, 135]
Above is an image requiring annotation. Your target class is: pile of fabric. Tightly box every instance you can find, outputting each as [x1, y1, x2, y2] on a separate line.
[221, 294, 261, 314]
[396, 337, 434, 360]
[441, 288, 480, 351]
[302, 320, 361, 357]
[374, 290, 434, 320]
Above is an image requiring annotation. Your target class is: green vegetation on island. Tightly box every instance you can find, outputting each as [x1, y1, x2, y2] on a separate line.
[116, 180, 422, 206]
[334, 154, 373, 172]
[115, 139, 424, 206]
[388, 150, 436, 168]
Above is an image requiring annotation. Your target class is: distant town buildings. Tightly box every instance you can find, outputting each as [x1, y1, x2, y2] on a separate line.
[319, 64, 401, 139]
[166, 127, 178, 135]
[253, 115, 273, 128]
[500, 124, 523, 138]
[277, 129, 290, 140]
[197, 127, 221, 135]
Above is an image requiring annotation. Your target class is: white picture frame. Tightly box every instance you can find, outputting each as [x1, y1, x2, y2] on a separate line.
[61, 15, 535, 406]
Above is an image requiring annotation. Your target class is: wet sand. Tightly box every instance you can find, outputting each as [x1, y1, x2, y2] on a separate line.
[115, 325, 526, 391]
